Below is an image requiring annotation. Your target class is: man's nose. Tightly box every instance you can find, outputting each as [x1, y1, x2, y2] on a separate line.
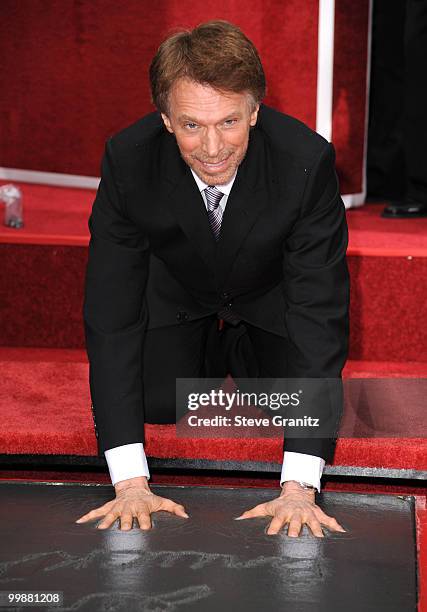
[202, 127, 223, 158]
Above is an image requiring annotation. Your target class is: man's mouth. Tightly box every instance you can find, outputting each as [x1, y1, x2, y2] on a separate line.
[198, 154, 232, 171]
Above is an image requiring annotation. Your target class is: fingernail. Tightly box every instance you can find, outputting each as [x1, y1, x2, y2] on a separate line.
[75, 519, 82, 523]
[234, 516, 243, 520]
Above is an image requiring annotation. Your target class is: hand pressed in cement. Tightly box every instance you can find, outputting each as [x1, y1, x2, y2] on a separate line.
[234, 480, 347, 537]
[75, 476, 189, 530]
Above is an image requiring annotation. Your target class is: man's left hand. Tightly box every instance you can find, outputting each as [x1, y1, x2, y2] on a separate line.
[234, 480, 346, 537]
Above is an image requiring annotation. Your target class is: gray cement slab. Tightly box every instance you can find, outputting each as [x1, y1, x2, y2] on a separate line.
[0, 482, 417, 611]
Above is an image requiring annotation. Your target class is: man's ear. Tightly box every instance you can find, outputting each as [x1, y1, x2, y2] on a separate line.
[161, 113, 174, 134]
[250, 103, 260, 127]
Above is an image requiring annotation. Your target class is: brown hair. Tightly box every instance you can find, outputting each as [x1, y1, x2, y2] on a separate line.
[149, 20, 266, 115]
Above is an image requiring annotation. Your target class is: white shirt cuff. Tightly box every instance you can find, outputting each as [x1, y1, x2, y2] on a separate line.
[104, 442, 150, 486]
[280, 451, 325, 492]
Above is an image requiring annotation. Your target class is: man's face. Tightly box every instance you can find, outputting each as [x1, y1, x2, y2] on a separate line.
[161, 78, 259, 185]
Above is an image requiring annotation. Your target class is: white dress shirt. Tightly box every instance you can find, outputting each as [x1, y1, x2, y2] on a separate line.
[104, 167, 325, 491]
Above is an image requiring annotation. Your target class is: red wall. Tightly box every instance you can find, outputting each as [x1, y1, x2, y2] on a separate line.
[0, 0, 369, 194]
[333, 0, 370, 195]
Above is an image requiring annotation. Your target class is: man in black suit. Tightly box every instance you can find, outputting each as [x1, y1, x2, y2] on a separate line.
[76, 21, 349, 537]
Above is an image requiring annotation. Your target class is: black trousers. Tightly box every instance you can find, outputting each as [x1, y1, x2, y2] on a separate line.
[140, 315, 338, 462]
[367, 0, 427, 203]
[142, 315, 288, 422]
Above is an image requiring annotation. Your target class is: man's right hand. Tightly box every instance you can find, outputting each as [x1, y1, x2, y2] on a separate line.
[75, 476, 189, 530]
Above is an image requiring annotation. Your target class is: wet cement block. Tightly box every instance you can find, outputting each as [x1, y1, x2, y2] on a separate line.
[0, 482, 417, 611]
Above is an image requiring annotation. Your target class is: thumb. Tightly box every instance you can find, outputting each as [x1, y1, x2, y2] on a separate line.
[234, 504, 266, 520]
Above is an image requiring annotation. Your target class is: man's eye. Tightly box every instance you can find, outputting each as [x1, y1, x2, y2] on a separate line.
[185, 123, 198, 130]
[224, 119, 237, 126]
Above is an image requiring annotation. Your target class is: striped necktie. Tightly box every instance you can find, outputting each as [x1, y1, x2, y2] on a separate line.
[204, 185, 241, 329]
[204, 185, 224, 241]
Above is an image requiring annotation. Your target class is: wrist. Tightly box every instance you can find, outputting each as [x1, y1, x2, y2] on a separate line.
[114, 475, 151, 494]
[280, 480, 316, 498]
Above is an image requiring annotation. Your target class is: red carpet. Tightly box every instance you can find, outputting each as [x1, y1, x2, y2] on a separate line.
[346, 200, 427, 256]
[0, 182, 94, 246]
[0, 346, 425, 473]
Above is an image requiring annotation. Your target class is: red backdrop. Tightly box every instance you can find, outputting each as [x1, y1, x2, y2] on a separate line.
[0, 0, 369, 194]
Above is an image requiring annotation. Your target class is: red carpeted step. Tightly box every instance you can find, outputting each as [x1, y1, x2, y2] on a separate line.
[1, 182, 427, 361]
[0, 347, 426, 473]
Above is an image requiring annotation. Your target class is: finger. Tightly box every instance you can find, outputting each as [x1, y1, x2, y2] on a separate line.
[75, 506, 110, 523]
[160, 499, 189, 518]
[266, 516, 286, 535]
[313, 508, 346, 532]
[136, 511, 152, 530]
[97, 510, 120, 529]
[306, 518, 325, 538]
[323, 517, 346, 533]
[287, 517, 303, 538]
[119, 512, 134, 531]
[171, 503, 189, 519]
[234, 504, 267, 520]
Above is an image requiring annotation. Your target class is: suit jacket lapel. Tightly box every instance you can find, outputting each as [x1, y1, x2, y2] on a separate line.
[215, 127, 269, 287]
[159, 131, 218, 272]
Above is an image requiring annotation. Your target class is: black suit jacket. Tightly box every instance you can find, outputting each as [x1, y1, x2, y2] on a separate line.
[83, 103, 350, 460]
